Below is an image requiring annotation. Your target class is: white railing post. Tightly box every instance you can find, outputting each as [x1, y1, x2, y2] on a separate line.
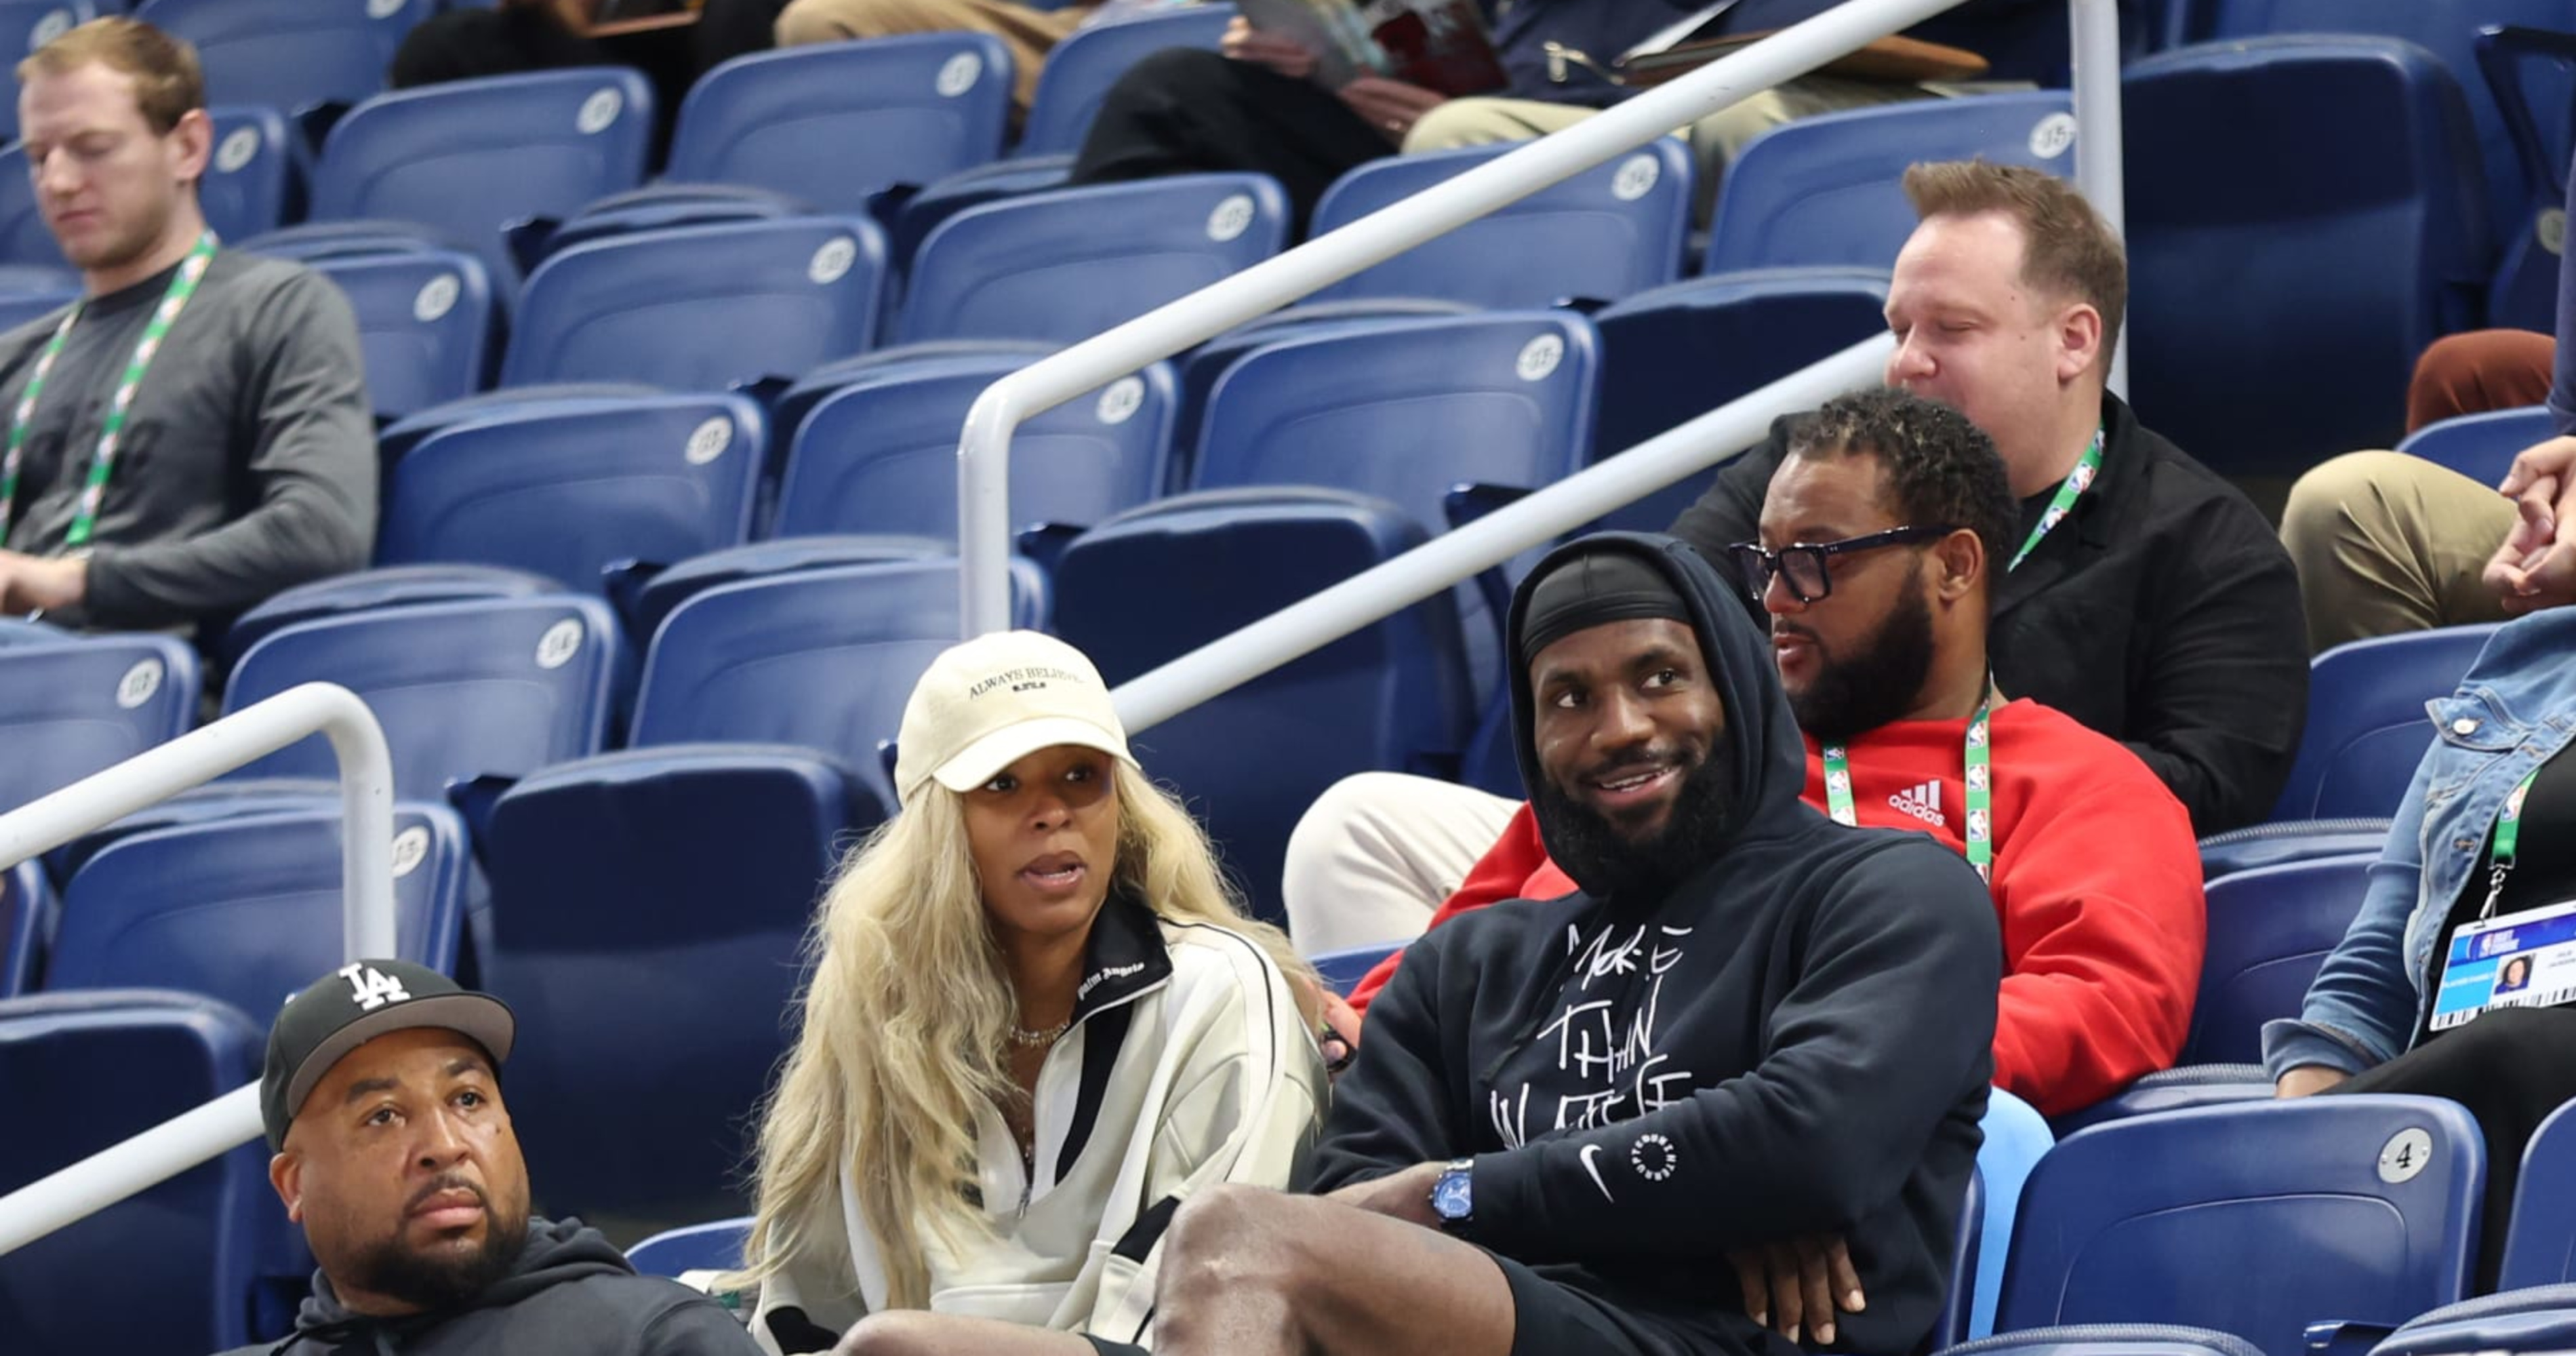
[959, 0, 1979, 635]
[1110, 334, 1895, 732]
[0, 682, 399, 1256]
[2069, 0, 2127, 397]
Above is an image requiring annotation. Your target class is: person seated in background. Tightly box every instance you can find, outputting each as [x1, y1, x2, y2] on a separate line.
[1069, 0, 2068, 231]
[1306, 388, 2203, 1127]
[776, 0, 1109, 119]
[0, 19, 374, 647]
[1129, 532, 1998, 1356]
[232, 959, 759, 1354]
[730, 631, 1327, 1355]
[2278, 144, 2576, 652]
[2268, 601, 2576, 1292]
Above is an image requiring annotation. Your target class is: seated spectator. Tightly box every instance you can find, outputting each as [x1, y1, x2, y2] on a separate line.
[233, 959, 759, 1354]
[731, 631, 1327, 1355]
[776, 0, 1103, 118]
[388, 1, 609, 89]
[0, 20, 374, 647]
[2268, 603, 2576, 1290]
[1070, 0, 2068, 230]
[1132, 533, 1998, 1356]
[1299, 388, 2204, 1119]
[2279, 146, 2576, 651]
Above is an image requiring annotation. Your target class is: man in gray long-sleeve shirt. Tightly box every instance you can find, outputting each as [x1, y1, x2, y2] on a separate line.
[0, 17, 372, 641]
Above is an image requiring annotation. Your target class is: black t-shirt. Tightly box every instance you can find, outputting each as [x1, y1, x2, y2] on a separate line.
[2417, 742, 2576, 1045]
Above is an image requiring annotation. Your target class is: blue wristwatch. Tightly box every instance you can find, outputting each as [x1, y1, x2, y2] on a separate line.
[1430, 1157, 1474, 1231]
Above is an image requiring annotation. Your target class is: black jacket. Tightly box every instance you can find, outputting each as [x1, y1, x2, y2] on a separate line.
[223, 1216, 758, 1356]
[1670, 393, 2308, 835]
[1314, 534, 2000, 1356]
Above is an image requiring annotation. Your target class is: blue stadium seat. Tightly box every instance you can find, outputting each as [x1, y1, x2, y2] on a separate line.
[628, 1216, 752, 1277]
[628, 558, 1047, 805]
[481, 745, 869, 1219]
[0, 3, 94, 141]
[2394, 406, 2556, 489]
[2197, 818, 2395, 881]
[500, 218, 886, 391]
[2171, 0, 2575, 264]
[2185, 854, 2377, 1065]
[1706, 92, 2076, 275]
[306, 247, 494, 418]
[197, 104, 296, 245]
[136, 0, 428, 119]
[1310, 138, 1693, 308]
[526, 182, 813, 264]
[309, 68, 655, 284]
[372, 381, 666, 463]
[2272, 625, 2505, 820]
[0, 271, 73, 330]
[622, 535, 953, 650]
[1994, 1096, 2484, 1356]
[222, 595, 619, 801]
[898, 174, 1288, 344]
[2365, 1285, 2576, 1356]
[1056, 490, 1475, 922]
[1309, 942, 1398, 996]
[666, 33, 1013, 217]
[2471, 24, 2574, 332]
[378, 393, 765, 597]
[220, 563, 555, 671]
[1, 858, 48, 997]
[1945, 1328, 2270, 1356]
[888, 4, 1236, 260]
[2052, 1064, 2273, 1136]
[2501, 1100, 2576, 1288]
[0, 615, 67, 647]
[0, 140, 56, 269]
[1971, 1089, 2055, 1341]
[0, 995, 270, 1355]
[0, 635, 199, 814]
[1587, 266, 1893, 532]
[1173, 300, 1473, 474]
[770, 338, 1059, 445]
[236, 219, 468, 267]
[1190, 311, 1598, 699]
[2124, 37, 2489, 475]
[778, 353, 1175, 546]
[45, 804, 468, 1018]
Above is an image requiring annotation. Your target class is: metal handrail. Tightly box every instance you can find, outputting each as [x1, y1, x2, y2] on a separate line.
[0, 682, 396, 1256]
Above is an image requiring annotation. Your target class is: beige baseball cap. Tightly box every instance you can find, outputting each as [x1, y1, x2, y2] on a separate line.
[893, 631, 1137, 803]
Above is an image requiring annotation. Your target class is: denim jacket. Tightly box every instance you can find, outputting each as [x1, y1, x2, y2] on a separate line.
[2263, 609, 2576, 1081]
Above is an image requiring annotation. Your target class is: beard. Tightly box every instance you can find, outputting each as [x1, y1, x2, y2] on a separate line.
[1782, 563, 1937, 746]
[1531, 734, 1737, 903]
[339, 1176, 527, 1313]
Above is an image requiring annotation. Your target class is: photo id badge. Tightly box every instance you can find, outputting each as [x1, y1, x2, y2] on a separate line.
[2430, 896, 2576, 1032]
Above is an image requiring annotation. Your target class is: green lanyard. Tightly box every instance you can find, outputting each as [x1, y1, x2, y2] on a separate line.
[1822, 692, 1998, 883]
[0, 232, 219, 551]
[2008, 426, 2104, 570]
[2478, 770, 2541, 921]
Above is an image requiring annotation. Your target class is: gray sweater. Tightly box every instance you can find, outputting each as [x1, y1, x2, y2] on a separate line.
[0, 249, 375, 635]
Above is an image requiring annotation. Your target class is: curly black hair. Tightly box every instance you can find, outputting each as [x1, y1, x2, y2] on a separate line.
[1784, 387, 2019, 597]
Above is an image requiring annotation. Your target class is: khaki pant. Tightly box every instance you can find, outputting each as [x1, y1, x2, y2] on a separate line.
[1279, 772, 1519, 955]
[776, 0, 1093, 112]
[1402, 76, 1935, 222]
[2280, 450, 2519, 652]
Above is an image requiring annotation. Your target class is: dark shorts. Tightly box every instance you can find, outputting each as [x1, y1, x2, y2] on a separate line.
[1493, 1252, 1759, 1356]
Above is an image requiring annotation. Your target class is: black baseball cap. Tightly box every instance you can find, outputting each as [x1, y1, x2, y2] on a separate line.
[260, 959, 516, 1153]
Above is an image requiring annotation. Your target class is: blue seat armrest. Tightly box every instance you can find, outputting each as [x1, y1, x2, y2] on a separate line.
[2304, 1318, 2395, 1356]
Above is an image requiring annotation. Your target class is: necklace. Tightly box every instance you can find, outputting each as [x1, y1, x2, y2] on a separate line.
[1007, 1016, 1070, 1048]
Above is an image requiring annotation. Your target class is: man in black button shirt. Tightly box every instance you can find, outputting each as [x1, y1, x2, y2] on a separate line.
[1670, 161, 2306, 835]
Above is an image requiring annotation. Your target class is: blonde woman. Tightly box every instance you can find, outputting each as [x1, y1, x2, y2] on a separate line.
[738, 631, 1328, 1355]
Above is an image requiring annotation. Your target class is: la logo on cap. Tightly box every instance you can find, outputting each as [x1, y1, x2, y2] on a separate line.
[339, 961, 411, 1012]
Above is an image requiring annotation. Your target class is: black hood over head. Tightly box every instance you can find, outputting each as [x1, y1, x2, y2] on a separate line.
[1505, 532, 1807, 891]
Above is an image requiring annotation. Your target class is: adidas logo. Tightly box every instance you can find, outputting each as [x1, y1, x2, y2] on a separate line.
[1889, 779, 1947, 828]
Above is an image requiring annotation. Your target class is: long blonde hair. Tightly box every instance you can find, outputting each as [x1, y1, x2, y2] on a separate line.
[735, 759, 1316, 1310]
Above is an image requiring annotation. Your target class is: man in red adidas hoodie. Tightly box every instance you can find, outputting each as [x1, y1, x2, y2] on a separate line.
[1330, 387, 2204, 1121]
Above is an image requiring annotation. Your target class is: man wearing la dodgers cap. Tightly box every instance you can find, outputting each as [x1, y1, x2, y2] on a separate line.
[220, 959, 758, 1355]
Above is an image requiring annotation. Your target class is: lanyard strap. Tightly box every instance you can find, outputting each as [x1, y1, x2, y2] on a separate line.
[1822, 692, 1998, 883]
[0, 232, 219, 551]
[2007, 426, 2104, 570]
[2480, 770, 2542, 921]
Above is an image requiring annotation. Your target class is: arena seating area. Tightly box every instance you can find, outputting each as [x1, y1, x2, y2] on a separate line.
[0, 0, 2573, 1352]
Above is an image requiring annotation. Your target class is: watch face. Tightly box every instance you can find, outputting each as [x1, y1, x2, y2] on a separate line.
[1432, 1169, 1472, 1220]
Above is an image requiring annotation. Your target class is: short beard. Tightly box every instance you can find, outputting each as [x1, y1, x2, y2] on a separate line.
[1784, 562, 1937, 746]
[341, 1178, 527, 1313]
[1531, 738, 1736, 903]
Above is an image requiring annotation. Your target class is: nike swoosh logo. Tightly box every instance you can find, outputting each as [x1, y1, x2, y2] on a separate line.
[1577, 1143, 1614, 1201]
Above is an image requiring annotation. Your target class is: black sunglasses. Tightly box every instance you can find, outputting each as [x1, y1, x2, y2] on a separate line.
[1725, 525, 1958, 604]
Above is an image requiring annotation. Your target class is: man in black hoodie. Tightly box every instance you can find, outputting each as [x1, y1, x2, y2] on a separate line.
[219, 959, 758, 1355]
[1146, 534, 2000, 1356]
